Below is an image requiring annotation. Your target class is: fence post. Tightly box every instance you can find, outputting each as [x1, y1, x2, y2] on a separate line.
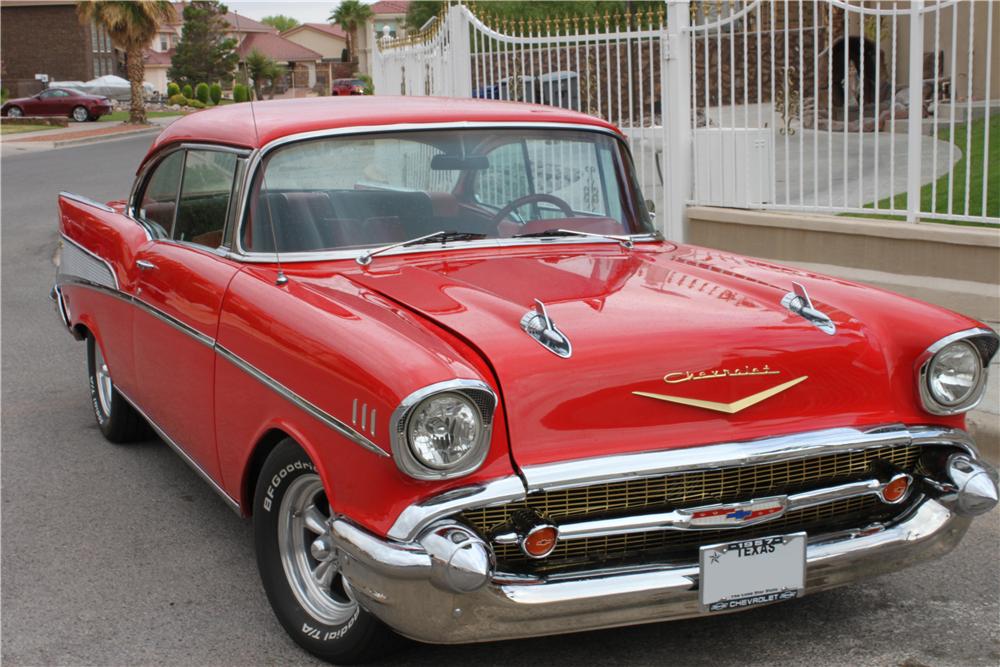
[663, 0, 692, 242]
[905, 0, 925, 222]
[447, 4, 473, 98]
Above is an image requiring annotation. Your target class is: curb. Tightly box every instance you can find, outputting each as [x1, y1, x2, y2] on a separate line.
[50, 126, 162, 148]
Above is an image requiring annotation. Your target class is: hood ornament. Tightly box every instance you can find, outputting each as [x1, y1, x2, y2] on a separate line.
[780, 282, 836, 335]
[520, 299, 572, 358]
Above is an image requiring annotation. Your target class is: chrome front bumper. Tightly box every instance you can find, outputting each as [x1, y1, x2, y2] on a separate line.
[332, 498, 970, 644]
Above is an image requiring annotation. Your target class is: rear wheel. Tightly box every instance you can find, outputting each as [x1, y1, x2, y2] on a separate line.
[6, 106, 23, 118]
[253, 440, 400, 664]
[86, 333, 146, 442]
[71, 106, 89, 122]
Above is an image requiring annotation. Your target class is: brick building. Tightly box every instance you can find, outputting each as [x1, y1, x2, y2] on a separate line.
[1, 0, 119, 97]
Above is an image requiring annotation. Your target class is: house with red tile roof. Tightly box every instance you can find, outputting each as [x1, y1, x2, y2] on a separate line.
[354, 0, 412, 75]
[281, 23, 349, 63]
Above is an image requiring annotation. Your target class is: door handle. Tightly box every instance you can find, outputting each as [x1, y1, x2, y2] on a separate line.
[136, 259, 157, 271]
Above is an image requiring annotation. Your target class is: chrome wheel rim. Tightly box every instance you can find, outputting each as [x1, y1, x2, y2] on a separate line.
[72, 107, 88, 122]
[8, 107, 22, 118]
[278, 474, 357, 625]
[94, 343, 113, 418]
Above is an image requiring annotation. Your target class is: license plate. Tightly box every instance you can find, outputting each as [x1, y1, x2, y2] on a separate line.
[699, 532, 806, 612]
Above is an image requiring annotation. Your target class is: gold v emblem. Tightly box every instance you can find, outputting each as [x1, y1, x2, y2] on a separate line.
[633, 376, 808, 414]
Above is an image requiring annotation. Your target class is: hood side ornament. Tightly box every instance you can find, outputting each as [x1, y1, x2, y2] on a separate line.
[781, 282, 836, 336]
[520, 299, 572, 358]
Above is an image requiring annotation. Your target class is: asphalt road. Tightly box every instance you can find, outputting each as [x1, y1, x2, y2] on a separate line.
[2, 134, 998, 667]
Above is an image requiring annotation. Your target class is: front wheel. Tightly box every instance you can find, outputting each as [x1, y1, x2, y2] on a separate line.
[86, 333, 147, 442]
[71, 105, 89, 122]
[253, 440, 400, 664]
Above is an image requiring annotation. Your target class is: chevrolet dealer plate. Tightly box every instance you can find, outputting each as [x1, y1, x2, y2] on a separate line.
[699, 532, 806, 612]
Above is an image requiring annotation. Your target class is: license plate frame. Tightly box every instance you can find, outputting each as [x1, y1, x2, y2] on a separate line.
[699, 532, 806, 613]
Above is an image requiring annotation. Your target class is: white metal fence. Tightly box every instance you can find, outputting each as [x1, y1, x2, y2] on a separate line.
[372, 1, 999, 239]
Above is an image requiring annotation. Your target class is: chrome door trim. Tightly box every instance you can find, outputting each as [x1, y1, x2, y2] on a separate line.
[132, 296, 216, 348]
[117, 387, 241, 514]
[214, 344, 390, 458]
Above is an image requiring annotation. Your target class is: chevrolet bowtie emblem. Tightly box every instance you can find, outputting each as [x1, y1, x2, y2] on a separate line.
[633, 376, 808, 414]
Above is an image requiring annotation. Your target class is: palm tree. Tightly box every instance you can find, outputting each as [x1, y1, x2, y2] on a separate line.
[77, 1, 174, 125]
[329, 0, 374, 63]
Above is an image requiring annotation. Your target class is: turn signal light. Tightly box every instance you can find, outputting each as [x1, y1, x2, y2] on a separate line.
[521, 524, 558, 559]
[880, 474, 912, 504]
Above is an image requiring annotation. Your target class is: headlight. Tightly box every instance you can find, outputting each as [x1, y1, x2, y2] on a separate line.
[918, 330, 997, 415]
[391, 380, 497, 480]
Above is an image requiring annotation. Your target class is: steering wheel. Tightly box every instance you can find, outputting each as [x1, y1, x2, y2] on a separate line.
[490, 193, 575, 226]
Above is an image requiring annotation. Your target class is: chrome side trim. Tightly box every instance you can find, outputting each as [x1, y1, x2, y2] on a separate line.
[58, 234, 119, 290]
[521, 424, 961, 493]
[389, 379, 498, 481]
[388, 477, 528, 542]
[214, 344, 390, 458]
[117, 387, 241, 513]
[132, 297, 216, 348]
[59, 191, 115, 213]
[916, 327, 999, 416]
[555, 476, 909, 540]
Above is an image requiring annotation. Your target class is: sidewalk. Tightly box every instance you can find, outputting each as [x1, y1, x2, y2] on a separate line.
[1, 116, 177, 154]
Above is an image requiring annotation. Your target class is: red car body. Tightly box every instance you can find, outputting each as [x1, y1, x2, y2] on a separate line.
[3, 87, 111, 121]
[330, 78, 367, 95]
[53, 97, 998, 661]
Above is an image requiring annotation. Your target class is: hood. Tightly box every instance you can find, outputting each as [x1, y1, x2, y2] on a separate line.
[343, 242, 970, 467]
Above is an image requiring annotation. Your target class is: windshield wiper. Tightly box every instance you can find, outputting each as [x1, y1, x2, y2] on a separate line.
[512, 228, 635, 249]
[356, 230, 487, 266]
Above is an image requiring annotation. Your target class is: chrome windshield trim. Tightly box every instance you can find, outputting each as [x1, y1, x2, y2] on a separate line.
[232, 120, 638, 260]
[387, 477, 528, 542]
[522, 424, 975, 493]
[117, 387, 241, 513]
[59, 191, 114, 213]
[214, 344, 389, 458]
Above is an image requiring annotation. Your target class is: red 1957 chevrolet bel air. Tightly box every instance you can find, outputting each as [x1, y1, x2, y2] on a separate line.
[53, 96, 997, 663]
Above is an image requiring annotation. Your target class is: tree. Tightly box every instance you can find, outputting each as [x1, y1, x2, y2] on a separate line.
[169, 1, 238, 88]
[244, 49, 284, 101]
[260, 14, 299, 32]
[76, 1, 174, 124]
[329, 0, 373, 63]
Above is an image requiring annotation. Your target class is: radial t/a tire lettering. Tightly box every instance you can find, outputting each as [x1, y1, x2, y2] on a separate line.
[253, 439, 401, 664]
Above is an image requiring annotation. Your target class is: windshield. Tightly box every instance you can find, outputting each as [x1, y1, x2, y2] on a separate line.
[243, 128, 654, 254]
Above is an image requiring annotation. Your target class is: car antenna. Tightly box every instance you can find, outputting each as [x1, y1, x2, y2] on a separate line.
[236, 11, 287, 286]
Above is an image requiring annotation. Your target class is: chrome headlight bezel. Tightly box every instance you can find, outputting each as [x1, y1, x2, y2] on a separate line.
[917, 328, 998, 415]
[390, 380, 498, 480]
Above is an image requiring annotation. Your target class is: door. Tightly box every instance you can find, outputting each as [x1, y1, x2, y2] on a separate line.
[130, 147, 242, 482]
[36, 89, 71, 115]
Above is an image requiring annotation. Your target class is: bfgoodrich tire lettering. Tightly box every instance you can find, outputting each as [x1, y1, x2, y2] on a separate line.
[86, 333, 147, 443]
[253, 440, 401, 664]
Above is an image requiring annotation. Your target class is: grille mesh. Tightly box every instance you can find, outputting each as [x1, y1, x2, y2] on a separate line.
[460, 443, 923, 572]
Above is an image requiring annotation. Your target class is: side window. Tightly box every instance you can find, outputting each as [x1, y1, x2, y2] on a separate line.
[139, 150, 184, 236]
[174, 150, 238, 248]
[475, 142, 530, 209]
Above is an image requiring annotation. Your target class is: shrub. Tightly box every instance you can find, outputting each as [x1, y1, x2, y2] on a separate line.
[167, 82, 180, 97]
[168, 93, 188, 106]
[233, 84, 249, 103]
[209, 83, 222, 105]
[354, 72, 374, 95]
[186, 99, 207, 109]
[181, 83, 193, 99]
[195, 82, 209, 104]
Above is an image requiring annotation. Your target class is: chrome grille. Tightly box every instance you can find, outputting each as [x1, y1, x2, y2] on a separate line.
[460, 443, 923, 571]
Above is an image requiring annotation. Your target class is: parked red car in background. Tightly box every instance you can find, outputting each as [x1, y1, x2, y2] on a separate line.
[2, 87, 112, 122]
[330, 78, 367, 95]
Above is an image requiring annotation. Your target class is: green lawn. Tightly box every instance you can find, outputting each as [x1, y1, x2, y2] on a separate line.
[0, 124, 51, 135]
[101, 110, 186, 122]
[858, 115, 999, 223]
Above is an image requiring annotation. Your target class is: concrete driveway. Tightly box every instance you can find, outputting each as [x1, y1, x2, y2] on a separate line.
[2, 135, 997, 666]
